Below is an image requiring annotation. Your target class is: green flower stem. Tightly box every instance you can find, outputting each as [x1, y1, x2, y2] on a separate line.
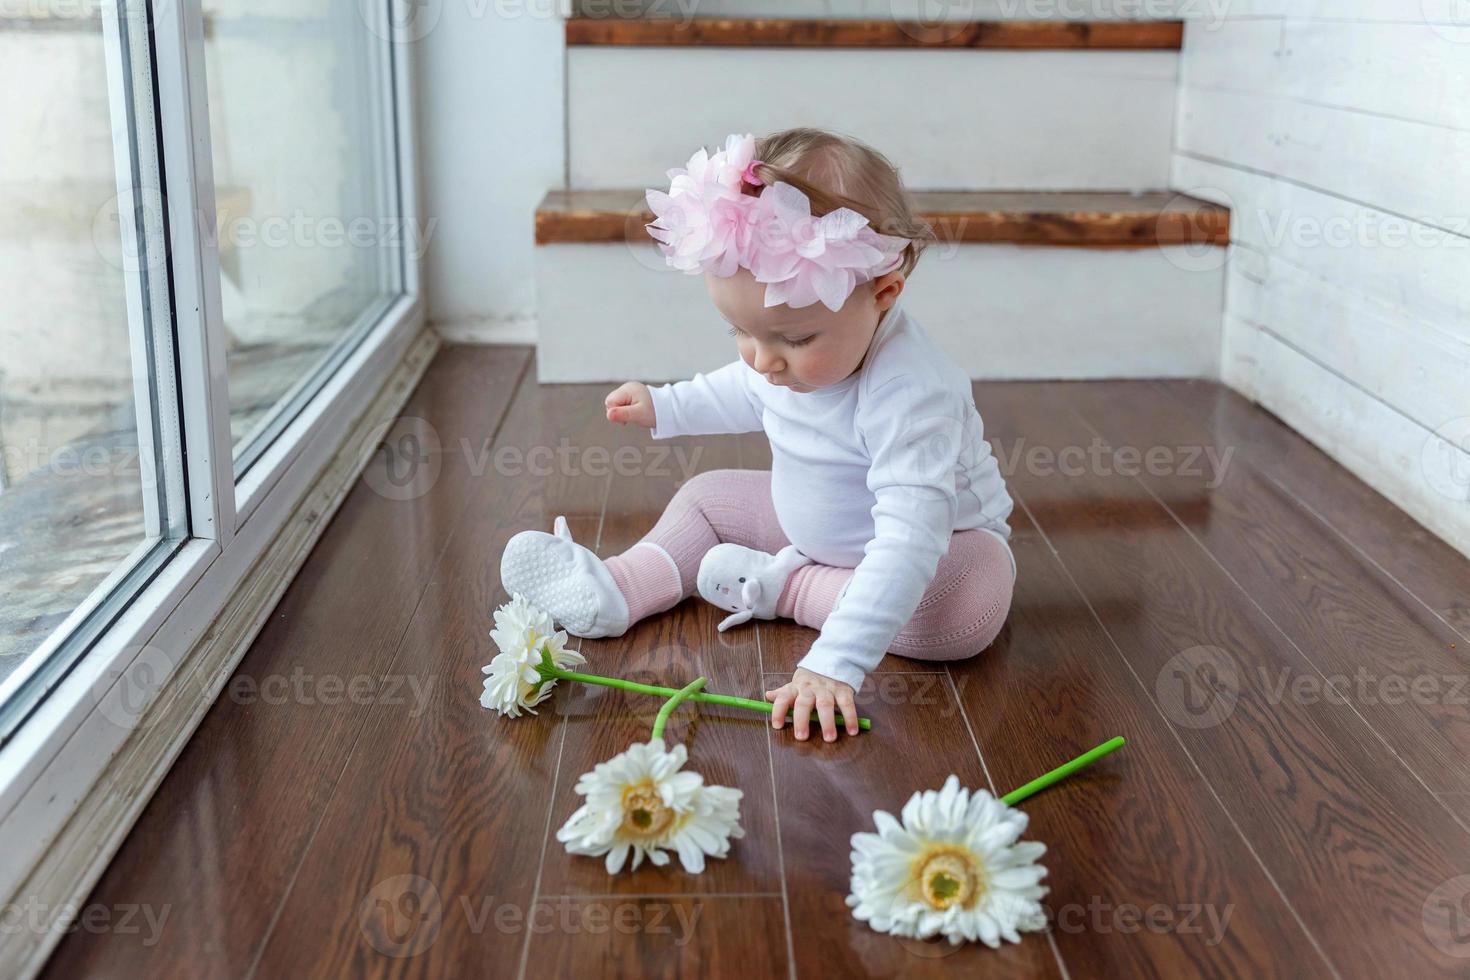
[1002, 736, 1126, 806]
[538, 652, 873, 731]
[651, 677, 706, 741]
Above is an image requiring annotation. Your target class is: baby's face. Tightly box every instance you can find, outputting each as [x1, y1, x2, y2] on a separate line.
[705, 267, 903, 393]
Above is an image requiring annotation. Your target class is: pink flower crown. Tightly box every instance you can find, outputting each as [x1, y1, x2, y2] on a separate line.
[644, 133, 910, 313]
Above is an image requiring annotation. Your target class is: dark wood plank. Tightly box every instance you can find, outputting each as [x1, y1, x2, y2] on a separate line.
[246, 380, 615, 977]
[565, 17, 1183, 50]
[960, 506, 1319, 976]
[976, 380, 1470, 978]
[40, 345, 532, 980]
[535, 189, 1230, 248]
[521, 897, 788, 978]
[761, 663, 1067, 977]
[1158, 380, 1470, 639]
[532, 419, 788, 898]
[1066, 381, 1470, 804]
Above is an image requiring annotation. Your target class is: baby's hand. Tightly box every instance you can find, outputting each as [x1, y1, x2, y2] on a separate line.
[765, 667, 861, 742]
[605, 382, 655, 428]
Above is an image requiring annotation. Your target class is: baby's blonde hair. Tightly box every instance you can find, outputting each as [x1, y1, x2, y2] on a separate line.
[743, 128, 935, 278]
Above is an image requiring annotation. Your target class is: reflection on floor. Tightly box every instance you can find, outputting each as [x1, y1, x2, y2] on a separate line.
[42, 346, 1470, 977]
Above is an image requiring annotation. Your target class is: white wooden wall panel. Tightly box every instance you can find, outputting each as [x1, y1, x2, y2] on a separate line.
[1225, 246, 1470, 435]
[1181, 21, 1470, 130]
[1172, 155, 1470, 346]
[1175, 14, 1470, 558]
[569, 48, 1177, 190]
[1176, 86, 1470, 232]
[1225, 319, 1470, 556]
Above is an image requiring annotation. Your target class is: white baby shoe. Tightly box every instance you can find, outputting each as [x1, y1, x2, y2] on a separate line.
[697, 543, 812, 632]
[500, 515, 630, 638]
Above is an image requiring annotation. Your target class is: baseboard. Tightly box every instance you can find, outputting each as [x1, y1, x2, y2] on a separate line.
[7, 327, 440, 980]
[431, 314, 539, 345]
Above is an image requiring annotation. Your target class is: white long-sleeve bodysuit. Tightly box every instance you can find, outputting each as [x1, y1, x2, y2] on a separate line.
[646, 300, 1015, 691]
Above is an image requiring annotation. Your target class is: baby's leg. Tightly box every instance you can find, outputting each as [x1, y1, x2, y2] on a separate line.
[776, 530, 1015, 662]
[606, 469, 790, 625]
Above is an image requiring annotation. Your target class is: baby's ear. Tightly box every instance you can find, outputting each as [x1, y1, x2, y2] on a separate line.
[872, 271, 906, 311]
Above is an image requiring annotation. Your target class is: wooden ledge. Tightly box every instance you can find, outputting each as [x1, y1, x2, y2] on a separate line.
[536, 190, 1231, 248]
[565, 17, 1183, 49]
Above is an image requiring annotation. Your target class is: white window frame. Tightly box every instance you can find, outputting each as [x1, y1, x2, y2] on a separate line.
[0, 0, 425, 965]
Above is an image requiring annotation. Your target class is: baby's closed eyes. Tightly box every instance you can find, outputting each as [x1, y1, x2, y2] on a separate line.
[726, 324, 816, 347]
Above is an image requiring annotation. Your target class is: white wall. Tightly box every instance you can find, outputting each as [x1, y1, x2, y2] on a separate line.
[415, 1, 565, 343]
[1172, 14, 1470, 557]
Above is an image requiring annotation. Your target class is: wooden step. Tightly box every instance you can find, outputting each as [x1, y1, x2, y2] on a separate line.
[565, 17, 1183, 49]
[535, 189, 1230, 248]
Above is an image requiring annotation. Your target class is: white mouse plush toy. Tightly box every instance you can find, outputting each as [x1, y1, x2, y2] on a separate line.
[696, 543, 813, 632]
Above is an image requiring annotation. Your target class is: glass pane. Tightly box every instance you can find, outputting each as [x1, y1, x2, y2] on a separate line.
[0, 2, 185, 730]
[202, 0, 404, 475]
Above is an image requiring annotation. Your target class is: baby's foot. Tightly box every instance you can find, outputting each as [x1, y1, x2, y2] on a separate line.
[501, 516, 630, 638]
[697, 543, 812, 632]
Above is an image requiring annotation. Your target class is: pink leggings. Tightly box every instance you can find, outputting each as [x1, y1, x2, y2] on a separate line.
[604, 469, 1014, 663]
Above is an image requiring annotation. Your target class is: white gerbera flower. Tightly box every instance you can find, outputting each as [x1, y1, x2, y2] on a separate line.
[847, 775, 1049, 948]
[556, 739, 744, 874]
[480, 593, 584, 717]
[489, 592, 556, 657]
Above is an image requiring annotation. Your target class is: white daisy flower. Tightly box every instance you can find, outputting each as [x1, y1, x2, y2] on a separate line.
[847, 775, 1050, 948]
[489, 592, 557, 657]
[480, 594, 584, 717]
[556, 738, 744, 874]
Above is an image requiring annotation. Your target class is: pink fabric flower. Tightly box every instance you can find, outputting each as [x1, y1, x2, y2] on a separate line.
[747, 183, 908, 312]
[645, 133, 911, 312]
[646, 134, 757, 278]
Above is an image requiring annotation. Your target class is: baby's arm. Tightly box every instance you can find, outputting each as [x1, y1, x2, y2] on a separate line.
[796, 379, 968, 694]
[636, 360, 763, 438]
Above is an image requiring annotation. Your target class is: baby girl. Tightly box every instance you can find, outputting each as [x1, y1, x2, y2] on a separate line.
[502, 128, 1016, 744]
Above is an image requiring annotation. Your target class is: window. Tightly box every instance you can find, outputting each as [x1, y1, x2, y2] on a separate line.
[0, 1, 189, 742]
[0, 2, 420, 942]
[201, 1, 406, 477]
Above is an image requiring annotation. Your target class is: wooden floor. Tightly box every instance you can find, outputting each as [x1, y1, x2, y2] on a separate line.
[44, 345, 1470, 978]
